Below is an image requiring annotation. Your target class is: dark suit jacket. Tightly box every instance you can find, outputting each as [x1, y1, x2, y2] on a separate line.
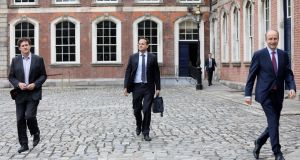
[205, 58, 216, 71]
[8, 54, 47, 103]
[245, 48, 296, 104]
[124, 52, 161, 93]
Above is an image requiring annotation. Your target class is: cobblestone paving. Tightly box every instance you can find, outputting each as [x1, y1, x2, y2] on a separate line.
[0, 85, 299, 160]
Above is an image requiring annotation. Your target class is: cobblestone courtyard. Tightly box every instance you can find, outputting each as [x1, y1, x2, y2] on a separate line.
[0, 85, 299, 160]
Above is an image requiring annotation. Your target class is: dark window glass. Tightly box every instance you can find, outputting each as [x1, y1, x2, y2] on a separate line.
[137, 20, 158, 56]
[96, 20, 117, 62]
[14, 22, 35, 56]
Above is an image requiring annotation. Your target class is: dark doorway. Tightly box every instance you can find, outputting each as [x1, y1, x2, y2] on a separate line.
[179, 42, 198, 76]
[283, 0, 291, 64]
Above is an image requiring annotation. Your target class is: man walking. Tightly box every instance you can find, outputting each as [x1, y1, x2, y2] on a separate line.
[8, 37, 47, 153]
[244, 30, 296, 160]
[124, 37, 161, 141]
[205, 53, 216, 86]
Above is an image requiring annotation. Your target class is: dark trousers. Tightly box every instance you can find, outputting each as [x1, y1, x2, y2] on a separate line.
[132, 83, 155, 135]
[16, 99, 40, 145]
[257, 91, 283, 155]
[207, 69, 214, 85]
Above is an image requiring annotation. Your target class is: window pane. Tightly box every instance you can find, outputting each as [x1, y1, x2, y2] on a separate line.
[14, 22, 35, 56]
[179, 21, 197, 40]
[138, 20, 158, 55]
[96, 20, 117, 62]
[56, 21, 76, 62]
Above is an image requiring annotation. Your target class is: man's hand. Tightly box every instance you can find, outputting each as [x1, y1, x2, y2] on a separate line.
[154, 90, 160, 97]
[27, 83, 36, 91]
[288, 89, 296, 99]
[244, 97, 252, 105]
[18, 82, 27, 90]
[124, 88, 129, 96]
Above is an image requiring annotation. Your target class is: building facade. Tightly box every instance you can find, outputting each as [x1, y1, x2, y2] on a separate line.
[0, 0, 8, 81]
[210, 0, 299, 98]
[0, 0, 211, 83]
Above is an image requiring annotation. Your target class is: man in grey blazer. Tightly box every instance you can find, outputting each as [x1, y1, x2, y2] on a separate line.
[8, 37, 47, 153]
[124, 37, 161, 141]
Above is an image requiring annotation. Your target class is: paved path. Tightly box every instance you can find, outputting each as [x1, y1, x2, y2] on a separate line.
[0, 83, 299, 160]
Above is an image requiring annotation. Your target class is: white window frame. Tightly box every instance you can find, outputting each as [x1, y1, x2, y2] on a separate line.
[92, 16, 122, 64]
[94, 0, 119, 3]
[264, 0, 270, 32]
[243, 1, 253, 62]
[135, 0, 162, 3]
[221, 11, 229, 63]
[210, 19, 215, 55]
[179, 20, 198, 41]
[53, 0, 80, 4]
[231, 6, 240, 62]
[13, 0, 38, 5]
[9, 17, 39, 63]
[287, 0, 291, 18]
[133, 16, 163, 63]
[50, 16, 80, 64]
[179, 0, 202, 3]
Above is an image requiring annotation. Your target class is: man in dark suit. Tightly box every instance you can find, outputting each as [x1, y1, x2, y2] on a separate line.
[205, 53, 217, 86]
[124, 37, 161, 141]
[8, 37, 47, 153]
[244, 30, 296, 160]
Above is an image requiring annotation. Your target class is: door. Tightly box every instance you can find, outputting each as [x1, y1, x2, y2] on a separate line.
[283, 0, 291, 64]
[179, 42, 198, 77]
[179, 42, 189, 76]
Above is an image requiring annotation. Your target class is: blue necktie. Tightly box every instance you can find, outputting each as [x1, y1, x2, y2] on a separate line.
[141, 54, 146, 82]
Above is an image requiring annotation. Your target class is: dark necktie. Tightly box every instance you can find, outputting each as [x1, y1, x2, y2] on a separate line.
[271, 51, 277, 74]
[141, 54, 146, 82]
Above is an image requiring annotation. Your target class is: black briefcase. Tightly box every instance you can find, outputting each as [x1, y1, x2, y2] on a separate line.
[152, 96, 164, 117]
[10, 88, 19, 100]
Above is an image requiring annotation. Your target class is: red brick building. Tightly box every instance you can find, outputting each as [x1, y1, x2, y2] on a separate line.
[210, 0, 299, 98]
[1, 0, 211, 84]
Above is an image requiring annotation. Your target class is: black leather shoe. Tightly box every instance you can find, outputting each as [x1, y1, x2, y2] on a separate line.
[18, 144, 29, 153]
[253, 140, 262, 159]
[33, 132, 40, 147]
[144, 134, 152, 141]
[275, 154, 285, 160]
[136, 128, 141, 136]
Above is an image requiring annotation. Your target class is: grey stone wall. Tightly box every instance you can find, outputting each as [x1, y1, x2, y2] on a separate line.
[0, 0, 8, 79]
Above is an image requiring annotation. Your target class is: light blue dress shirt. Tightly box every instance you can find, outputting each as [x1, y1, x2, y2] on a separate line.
[134, 52, 148, 83]
[22, 53, 32, 85]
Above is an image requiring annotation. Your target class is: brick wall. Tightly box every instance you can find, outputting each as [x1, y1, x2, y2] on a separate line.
[215, 0, 300, 92]
[6, 1, 211, 79]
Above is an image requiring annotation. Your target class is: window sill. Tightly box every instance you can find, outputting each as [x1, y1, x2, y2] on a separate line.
[91, 2, 124, 7]
[50, 63, 81, 68]
[232, 62, 241, 67]
[175, 3, 204, 6]
[221, 63, 230, 67]
[9, 4, 40, 8]
[244, 62, 251, 67]
[51, 3, 81, 7]
[133, 3, 165, 6]
[91, 63, 123, 67]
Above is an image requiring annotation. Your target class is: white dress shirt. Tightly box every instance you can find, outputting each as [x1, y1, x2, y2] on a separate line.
[22, 53, 32, 85]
